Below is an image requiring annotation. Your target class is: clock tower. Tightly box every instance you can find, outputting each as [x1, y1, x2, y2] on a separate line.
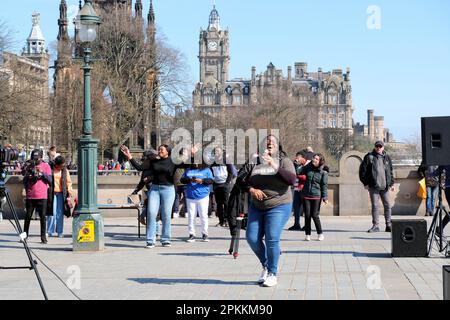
[199, 5, 229, 84]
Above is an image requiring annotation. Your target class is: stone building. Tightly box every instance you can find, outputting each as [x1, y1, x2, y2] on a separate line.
[192, 6, 354, 143]
[0, 13, 51, 151]
[354, 109, 393, 143]
[52, 0, 160, 157]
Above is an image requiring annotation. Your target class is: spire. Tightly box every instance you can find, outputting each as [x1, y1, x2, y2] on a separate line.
[208, 4, 220, 31]
[58, 0, 69, 41]
[148, 0, 155, 24]
[135, 0, 143, 18]
[26, 12, 46, 55]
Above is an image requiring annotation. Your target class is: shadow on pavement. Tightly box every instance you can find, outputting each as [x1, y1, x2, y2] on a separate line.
[158, 252, 230, 257]
[128, 277, 256, 286]
[282, 249, 391, 258]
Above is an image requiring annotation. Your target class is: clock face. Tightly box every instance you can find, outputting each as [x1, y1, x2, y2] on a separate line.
[208, 41, 218, 51]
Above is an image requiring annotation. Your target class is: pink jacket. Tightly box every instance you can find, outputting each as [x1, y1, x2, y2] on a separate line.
[25, 162, 52, 200]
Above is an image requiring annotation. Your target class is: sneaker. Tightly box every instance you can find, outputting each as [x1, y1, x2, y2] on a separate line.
[57, 234, 63, 238]
[173, 212, 179, 218]
[305, 235, 311, 241]
[385, 225, 392, 233]
[262, 273, 277, 287]
[41, 238, 48, 244]
[187, 234, 196, 243]
[318, 234, 325, 241]
[145, 243, 155, 249]
[258, 267, 268, 284]
[367, 226, 380, 233]
[288, 225, 302, 231]
[162, 242, 171, 247]
[202, 234, 209, 242]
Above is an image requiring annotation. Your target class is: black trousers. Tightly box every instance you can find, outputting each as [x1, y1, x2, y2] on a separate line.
[213, 183, 230, 224]
[303, 198, 323, 236]
[292, 190, 304, 226]
[24, 199, 47, 240]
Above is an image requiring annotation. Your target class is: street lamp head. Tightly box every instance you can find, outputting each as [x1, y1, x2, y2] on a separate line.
[77, 0, 101, 43]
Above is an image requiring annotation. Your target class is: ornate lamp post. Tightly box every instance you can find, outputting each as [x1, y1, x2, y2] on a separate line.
[72, 0, 104, 251]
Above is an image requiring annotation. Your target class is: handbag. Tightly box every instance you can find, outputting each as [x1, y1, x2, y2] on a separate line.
[64, 196, 73, 218]
[417, 178, 427, 200]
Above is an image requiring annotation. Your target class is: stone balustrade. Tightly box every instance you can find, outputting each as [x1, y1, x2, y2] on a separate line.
[1, 151, 430, 219]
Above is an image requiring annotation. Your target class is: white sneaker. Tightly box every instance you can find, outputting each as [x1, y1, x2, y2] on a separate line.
[258, 267, 268, 284]
[305, 235, 311, 241]
[173, 212, 179, 218]
[262, 273, 277, 287]
[318, 234, 324, 241]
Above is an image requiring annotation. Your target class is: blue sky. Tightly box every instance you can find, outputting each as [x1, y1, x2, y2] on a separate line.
[2, 0, 450, 142]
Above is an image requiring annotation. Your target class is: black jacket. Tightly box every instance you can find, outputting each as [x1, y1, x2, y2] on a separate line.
[47, 167, 71, 217]
[300, 163, 328, 199]
[226, 183, 249, 236]
[359, 150, 394, 190]
[418, 163, 440, 187]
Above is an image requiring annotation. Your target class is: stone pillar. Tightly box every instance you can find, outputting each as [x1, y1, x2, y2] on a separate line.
[337, 151, 369, 216]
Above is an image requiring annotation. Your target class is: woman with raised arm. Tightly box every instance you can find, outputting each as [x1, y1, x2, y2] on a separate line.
[121, 144, 197, 248]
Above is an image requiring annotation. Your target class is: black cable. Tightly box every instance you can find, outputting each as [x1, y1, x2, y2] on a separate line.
[29, 249, 83, 301]
[4, 217, 82, 300]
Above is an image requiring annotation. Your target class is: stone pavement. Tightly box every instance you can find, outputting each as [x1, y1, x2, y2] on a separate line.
[0, 215, 448, 300]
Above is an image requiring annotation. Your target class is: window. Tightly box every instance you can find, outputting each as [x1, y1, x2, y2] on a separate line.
[331, 119, 337, 128]
[204, 94, 213, 105]
[329, 95, 337, 105]
[339, 117, 344, 128]
[234, 95, 241, 105]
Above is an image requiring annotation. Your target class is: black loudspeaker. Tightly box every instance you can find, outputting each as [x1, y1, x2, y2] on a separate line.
[421, 116, 450, 166]
[443, 266, 450, 300]
[391, 219, 427, 257]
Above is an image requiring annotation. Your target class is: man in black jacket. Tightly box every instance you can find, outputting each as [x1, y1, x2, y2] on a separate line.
[359, 141, 394, 233]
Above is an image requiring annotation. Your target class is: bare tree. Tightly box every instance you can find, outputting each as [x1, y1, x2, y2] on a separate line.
[51, 7, 191, 160]
[90, 7, 191, 157]
[0, 19, 17, 51]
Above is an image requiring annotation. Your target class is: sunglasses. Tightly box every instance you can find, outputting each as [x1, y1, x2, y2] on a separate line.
[375, 145, 383, 148]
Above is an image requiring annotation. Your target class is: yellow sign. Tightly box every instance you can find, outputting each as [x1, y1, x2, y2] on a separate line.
[77, 221, 95, 243]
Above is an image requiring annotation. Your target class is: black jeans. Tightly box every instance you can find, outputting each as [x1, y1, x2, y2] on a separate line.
[292, 190, 304, 226]
[303, 198, 323, 236]
[24, 199, 47, 240]
[213, 183, 230, 224]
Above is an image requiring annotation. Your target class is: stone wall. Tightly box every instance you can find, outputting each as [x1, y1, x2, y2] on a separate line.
[2, 151, 432, 219]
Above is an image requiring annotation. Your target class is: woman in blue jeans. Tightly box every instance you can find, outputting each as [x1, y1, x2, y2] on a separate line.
[237, 135, 296, 287]
[122, 144, 178, 248]
[121, 144, 196, 248]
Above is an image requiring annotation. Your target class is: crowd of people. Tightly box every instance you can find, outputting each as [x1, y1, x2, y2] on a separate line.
[1, 139, 449, 288]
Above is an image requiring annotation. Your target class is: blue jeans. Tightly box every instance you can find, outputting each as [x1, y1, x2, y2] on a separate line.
[426, 186, 438, 215]
[246, 203, 292, 275]
[47, 193, 64, 236]
[147, 184, 175, 244]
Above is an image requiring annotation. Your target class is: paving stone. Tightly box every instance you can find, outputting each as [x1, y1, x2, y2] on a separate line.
[0, 216, 446, 300]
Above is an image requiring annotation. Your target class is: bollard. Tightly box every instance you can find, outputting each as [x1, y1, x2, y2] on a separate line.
[443, 266, 450, 300]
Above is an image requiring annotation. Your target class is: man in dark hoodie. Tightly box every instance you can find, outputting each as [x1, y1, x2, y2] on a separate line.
[359, 141, 394, 233]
